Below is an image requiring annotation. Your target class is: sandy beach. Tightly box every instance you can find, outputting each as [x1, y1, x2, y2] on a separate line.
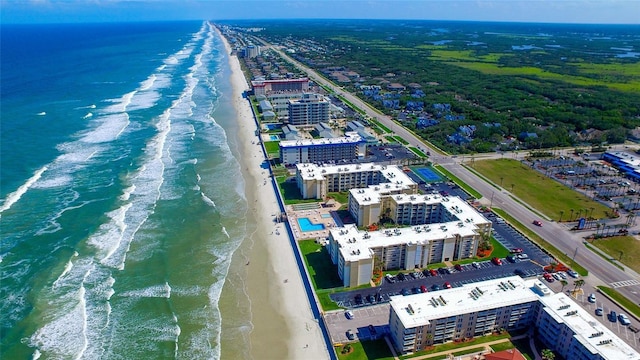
[217, 29, 330, 359]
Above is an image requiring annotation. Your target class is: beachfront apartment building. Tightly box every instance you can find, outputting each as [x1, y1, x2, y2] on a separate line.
[294, 163, 416, 199]
[288, 93, 330, 126]
[280, 132, 366, 166]
[388, 277, 640, 360]
[251, 78, 310, 96]
[328, 195, 490, 287]
[389, 277, 538, 354]
[348, 186, 491, 229]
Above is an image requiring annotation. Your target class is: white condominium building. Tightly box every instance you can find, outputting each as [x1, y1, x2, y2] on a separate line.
[327, 204, 490, 287]
[295, 163, 416, 199]
[349, 188, 490, 228]
[389, 277, 640, 360]
[251, 77, 310, 96]
[280, 133, 367, 167]
[288, 93, 330, 126]
[389, 277, 538, 354]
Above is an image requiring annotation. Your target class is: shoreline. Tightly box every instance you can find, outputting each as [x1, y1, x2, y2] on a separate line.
[217, 28, 330, 359]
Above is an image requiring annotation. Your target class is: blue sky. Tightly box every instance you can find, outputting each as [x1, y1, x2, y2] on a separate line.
[2, 0, 639, 24]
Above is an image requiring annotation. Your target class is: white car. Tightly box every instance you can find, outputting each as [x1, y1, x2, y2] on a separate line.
[567, 270, 580, 278]
[619, 313, 631, 325]
[345, 310, 354, 319]
[588, 293, 596, 303]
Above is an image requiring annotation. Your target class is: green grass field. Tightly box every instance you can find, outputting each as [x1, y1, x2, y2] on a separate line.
[264, 141, 280, 157]
[590, 235, 640, 274]
[471, 159, 609, 221]
[335, 340, 395, 360]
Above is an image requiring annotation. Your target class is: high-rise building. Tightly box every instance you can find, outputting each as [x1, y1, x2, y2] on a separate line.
[287, 93, 330, 126]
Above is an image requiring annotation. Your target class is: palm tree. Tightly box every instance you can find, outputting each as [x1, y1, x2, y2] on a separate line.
[574, 279, 585, 291]
[560, 280, 568, 292]
[541, 348, 555, 360]
[559, 210, 564, 223]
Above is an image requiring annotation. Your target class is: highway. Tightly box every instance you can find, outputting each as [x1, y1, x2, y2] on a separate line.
[258, 37, 640, 311]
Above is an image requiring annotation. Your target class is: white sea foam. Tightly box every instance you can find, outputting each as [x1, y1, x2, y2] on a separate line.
[119, 185, 136, 201]
[0, 165, 47, 214]
[37, 112, 46, 116]
[82, 112, 93, 119]
[201, 192, 216, 208]
[88, 203, 131, 264]
[221, 227, 230, 239]
[32, 350, 41, 359]
[102, 91, 135, 114]
[119, 283, 171, 298]
[79, 112, 130, 144]
[52, 252, 78, 288]
[140, 74, 157, 91]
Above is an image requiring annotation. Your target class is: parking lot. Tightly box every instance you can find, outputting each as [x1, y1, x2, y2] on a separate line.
[324, 305, 390, 343]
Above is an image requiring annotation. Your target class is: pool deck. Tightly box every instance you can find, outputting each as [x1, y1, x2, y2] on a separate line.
[286, 201, 342, 241]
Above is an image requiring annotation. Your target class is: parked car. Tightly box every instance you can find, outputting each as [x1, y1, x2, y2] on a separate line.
[492, 257, 502, 266]
[346, 329, 355, 340]
[472, 262, 480, 268]
[431, 284, 442, 291]
[543, 273, 555, 282]
[454, 264, 463, 271]
[567, 270, 580, 278]
[420, 285, 428, 293]
[609, 310, 617, 322]
[444, 282, 452, 289]
[552, 273, 561, 281]
[385, 274, 396, 283]
[506, 255, 517, 263]
[511, 248, 524, 254]
[429, 269, 438, 277]
[556, 271, 567, 279]
[533, 220, 543, 226]
[595, 307, 603, 316]
[401, 288, 411, 296]
[517, 253, 529, 260]
[588, 293, 596, 303]
[619, 314, 631, 325]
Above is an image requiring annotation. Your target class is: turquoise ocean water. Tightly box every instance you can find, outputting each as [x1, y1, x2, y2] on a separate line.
[1, 21, 252, 358]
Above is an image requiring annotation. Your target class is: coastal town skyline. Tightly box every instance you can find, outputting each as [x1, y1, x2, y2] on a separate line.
[2, 0, 639, 25]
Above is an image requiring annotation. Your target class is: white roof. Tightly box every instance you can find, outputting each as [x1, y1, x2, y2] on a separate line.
[280, 132, 363, 149]
[330, 203, 488, 263]
[296, 163, 414, 185]
[538, 292, 640, 360]
[389, 276, 539, 328]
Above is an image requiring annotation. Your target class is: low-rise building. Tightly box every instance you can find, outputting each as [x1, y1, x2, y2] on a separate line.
[328, 195, 490, 287]
[388, 277, 640, 360]
[280, 132, 366, 166]
[389, 277, 538, 354]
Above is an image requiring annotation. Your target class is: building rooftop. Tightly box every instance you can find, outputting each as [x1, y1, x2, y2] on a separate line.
[280, 132, 363, 149]
[330, 197, 489, 263]
[295, 162, 413, 184]
[538, 292, 640, 360]
[389, 277, 540, 328]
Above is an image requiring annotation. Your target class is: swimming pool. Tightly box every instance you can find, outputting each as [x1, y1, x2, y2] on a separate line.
[265, 123, 280, 130]
[321, 214, 332, 219]
[297, 217, 325, 232]
[269, 134, 280, 141]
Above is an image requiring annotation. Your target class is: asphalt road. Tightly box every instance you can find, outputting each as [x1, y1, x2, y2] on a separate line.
[260, 38, 640, 314]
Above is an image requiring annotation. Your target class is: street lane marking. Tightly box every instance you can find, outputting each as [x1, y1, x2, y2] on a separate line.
[611, 279, 640, 288]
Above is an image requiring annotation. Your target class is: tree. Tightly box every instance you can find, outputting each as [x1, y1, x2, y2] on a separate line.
[541, 348, 555, 360]
[574, 279, 585, 291]
[560, 280, 568, 292]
